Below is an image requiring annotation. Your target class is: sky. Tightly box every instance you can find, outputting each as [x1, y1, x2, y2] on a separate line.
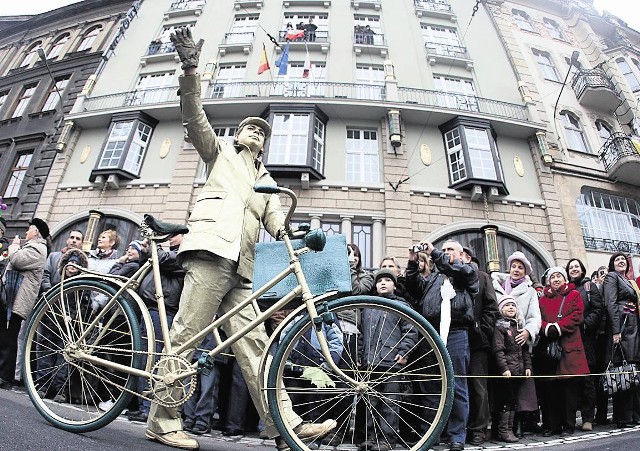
[0, 0, 639, 32]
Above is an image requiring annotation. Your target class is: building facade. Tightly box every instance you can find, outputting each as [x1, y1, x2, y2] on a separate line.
[0, 0, 135, 237]
[30, 0, 639, 277]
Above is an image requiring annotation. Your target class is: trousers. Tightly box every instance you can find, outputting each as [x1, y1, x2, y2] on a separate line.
[147, 253, 301, 437]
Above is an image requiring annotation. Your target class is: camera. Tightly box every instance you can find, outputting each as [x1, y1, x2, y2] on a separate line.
[410, 244, 426, 253]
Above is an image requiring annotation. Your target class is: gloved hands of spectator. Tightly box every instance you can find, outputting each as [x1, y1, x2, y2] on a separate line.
[546, 323, 560, 339]
[170, 27, 204, 71]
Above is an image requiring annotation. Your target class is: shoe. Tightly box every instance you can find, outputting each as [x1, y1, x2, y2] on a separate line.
[294, 419, 337, 440]
[616, 422, 633, 429]
[542, 429, 560, 437]
[560, 428, 574, 437]
[359, 441, 376, 450]
[98, 399, 114, 411]
[190, 424, 210, 435]
[259, 429, 269, 439]
[53, 393, 68, 403]
[0, 378, 11, 390]
[595, 417, 610, 425]
[321, 433, 343, 446]
[222, 429, 244, 437]
[449, 442, 464, 451]
[128, 411, 148, 423]
[468, 431, 484, 445]
[145, 429, 199, 450]
[183, 421, 194, 432]
[581, 422, 592, 431]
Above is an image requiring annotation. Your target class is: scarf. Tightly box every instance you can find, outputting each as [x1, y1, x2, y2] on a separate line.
[503, 276, 526, 295]
[96, 249, 114, 259]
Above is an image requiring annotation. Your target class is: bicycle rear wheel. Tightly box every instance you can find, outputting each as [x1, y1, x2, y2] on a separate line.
[267, 295, 454, 451]
[23, 278, 144, 433]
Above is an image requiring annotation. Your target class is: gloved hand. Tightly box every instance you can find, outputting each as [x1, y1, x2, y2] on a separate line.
[169, 27, 204, 70]
[546, 323, 560, 339]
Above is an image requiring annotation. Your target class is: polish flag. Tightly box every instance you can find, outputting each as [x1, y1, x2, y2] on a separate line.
[302, 51, 311, 78]
[285, 29, 305, 41]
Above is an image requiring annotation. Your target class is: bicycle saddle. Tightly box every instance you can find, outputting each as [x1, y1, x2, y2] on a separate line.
[143, 214, 189, 236]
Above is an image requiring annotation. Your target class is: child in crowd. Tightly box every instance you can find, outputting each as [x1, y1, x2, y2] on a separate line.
[492, 294, 532, 443]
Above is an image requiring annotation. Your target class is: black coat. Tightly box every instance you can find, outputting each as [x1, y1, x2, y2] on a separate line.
[469, 268, 499, 352]
[603, 272, 640, 363]
[573, 277, 604, 337]
[138, 246, 185, 316]
[493, 317, 532, 376]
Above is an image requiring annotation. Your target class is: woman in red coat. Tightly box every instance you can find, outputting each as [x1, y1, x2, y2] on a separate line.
[536, 266, 589, 437]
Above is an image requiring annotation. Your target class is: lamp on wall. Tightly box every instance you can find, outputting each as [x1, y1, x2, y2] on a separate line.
[388, 109, 402, 151]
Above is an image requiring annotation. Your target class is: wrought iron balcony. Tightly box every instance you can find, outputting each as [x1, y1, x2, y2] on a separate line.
[353, 31, 388, 56]
[571, 68, 620, 111]
[170, 0, 206, 11]
[425, 42, 472, 69]
[414, 0, 455, 20]
[583, 236, 640, 254]
[278, 29, 329, 43]
[146, 41, 176, 56]
[599, 132, 640, 185]
[219, 32, 255, 55]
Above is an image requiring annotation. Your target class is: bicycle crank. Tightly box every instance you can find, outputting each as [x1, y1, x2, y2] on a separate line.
[148, 356, 197, 408]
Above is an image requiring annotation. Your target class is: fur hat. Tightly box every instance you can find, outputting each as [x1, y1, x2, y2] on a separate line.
[507, 251, 532, 276]
[59, 248, 89, 272]
[374, 268, 397, 286]
[29, 217, 50, 239]
[497, 294, 517, 312]
[545, 266, 567, 284]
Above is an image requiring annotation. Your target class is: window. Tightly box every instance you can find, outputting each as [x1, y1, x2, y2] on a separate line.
[617, 58, 640, 92]
[0, 90, 8, 112]
[532, 49, 560, 81]
[11, 84, 37, 118]
[633, 58, 640, 76]
[273, 63, 327, 97]
[19, 42, 41, 68]
[512, 9, 536, 32]
[227, 16, 259, 44]
[421, 24, 463, 50]
[77, 26, 101, 52]
[595, 120, 613, 145]
[346, 128, 379, 183]
[543, 18, 565, 40]
[322, 222, 341, 235]
[41, 76, 70, 111]
[355, 65, 384, 100]
[264, 105, 327, 180]
[352, 223, 372, 269]
[560, 111, 590, 153]
[577, 189, 640, 252]
[3, 152, 33, 198]
[91, 112, 158, 182]
[433, 75, 478, 111]
[48, 34, 69, 59]
[149, 23, 195, 54]
[197, 126, 237, 180]
[128, 72, 174, 105]
[210, 64, 246, 98]
[439, 117, 507, 193]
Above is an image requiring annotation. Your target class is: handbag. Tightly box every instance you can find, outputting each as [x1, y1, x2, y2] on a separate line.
[602, 343, 640, 396]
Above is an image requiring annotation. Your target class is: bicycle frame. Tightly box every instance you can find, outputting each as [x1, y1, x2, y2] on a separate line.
[58, 186, 359, 401]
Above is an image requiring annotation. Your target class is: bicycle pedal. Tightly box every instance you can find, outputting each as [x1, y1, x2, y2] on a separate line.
[196, 352, 215, 375]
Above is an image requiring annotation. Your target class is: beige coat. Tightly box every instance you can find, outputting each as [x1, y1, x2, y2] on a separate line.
[177, 74, 284, 281]
[5, 237, 47, 319]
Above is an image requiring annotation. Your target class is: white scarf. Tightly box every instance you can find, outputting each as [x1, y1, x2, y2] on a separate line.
[439, 277, 456, 346]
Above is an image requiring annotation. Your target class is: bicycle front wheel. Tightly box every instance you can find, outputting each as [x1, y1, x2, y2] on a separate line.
[267, 295, 454, 451]
[23, 278, 144, 433]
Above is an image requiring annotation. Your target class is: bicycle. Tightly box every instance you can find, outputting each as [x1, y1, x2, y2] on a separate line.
[23, 185, 453, 451]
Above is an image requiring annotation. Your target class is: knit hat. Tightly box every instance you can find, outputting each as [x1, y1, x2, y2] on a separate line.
[29, 217, 50, 239]
[128, 240, 143, 253]
[497, 294, 517, 312]
[507, 251, 532, 276]
[374, 268, 397, 286]
[545, 266, 567, 284]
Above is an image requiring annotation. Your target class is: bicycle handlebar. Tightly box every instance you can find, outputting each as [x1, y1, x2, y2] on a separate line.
[254, 185, 297, 235]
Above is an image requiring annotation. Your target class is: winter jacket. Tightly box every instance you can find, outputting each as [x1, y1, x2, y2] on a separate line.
[538, 284, 589, 376]
[176, 74, 285, 281]
[492, 272, 541, 351]
[284, 313, 343, 366]
[138, 246, 185, 316]
[603, 271, 640, 363]
[87, 249, 118, 274]
[469, 267, 499, 352]
[406, 249, 478, 330]
[5, 237, 47, 320]
[361, 293, 418, 368]
[350, 264, 373, 295]
[493, 317, 532, 376]
[40, 251, 63, 293]
[572, 277, 604, 338]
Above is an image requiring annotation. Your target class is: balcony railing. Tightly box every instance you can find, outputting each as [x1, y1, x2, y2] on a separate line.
[583, 236, 640, 254]
[221, 32, 255, 45]
[415, 0, 452, 13]
[354, 31, 386, 46]
[600, 132, 639, 172]
[278, 30, 329, 43]
[170, 0, 205, 10]
[571, 68, 617, 99]
[146, 41, 176, 55]
[425, 42, 470, 60]
[398, 87, 529, 121]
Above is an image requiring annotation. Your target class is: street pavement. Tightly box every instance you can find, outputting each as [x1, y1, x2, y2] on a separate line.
[1, 384, 639, 451]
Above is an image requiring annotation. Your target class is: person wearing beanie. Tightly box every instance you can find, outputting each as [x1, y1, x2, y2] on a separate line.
[359, 267, 418, 451]
[490, 251, 541, 436]
[537, 266, 588, 437]
[492, 295, 532, 443]
[0, 220, 48, 389]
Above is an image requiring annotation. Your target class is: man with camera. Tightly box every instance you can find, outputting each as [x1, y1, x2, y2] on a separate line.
[405, 240, 478, 451]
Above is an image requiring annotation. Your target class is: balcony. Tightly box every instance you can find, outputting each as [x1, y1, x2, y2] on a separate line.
[124, 87, 179, 107]
[283, 0, 331, 7]
[165, 0, 206, 18]
[599, 132, 640, 186]
[425, 42, 473, 70]
[351, 0, 381, 10]
[277, 30, 330, 53]
[583, 236, 640, 254]
[353, 31, 388, 57]
[140, 41, 178, 66]
[234, 0, 263, 10]
[571, 68, 620, 112]
[218, 32, 254, 55]
[414, 0, 456, 21]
